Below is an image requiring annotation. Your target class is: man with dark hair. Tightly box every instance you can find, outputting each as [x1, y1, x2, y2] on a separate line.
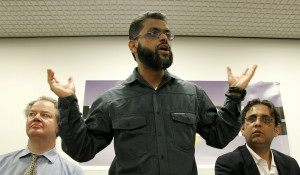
[47, 12, 257, 175]
[215, 98, 300, 175]
[0, 96, 83, 175]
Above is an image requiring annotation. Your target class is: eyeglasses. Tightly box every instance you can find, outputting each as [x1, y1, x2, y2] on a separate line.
[133, 30, 175, 41]
[245, 116, 274, 125]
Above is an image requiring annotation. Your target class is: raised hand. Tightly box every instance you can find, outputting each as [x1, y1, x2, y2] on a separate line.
[47, 69, 76, 98]
[227, 64, 257, 89]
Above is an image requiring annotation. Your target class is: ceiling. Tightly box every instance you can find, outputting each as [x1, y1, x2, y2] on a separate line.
[1, 0, 300, 39]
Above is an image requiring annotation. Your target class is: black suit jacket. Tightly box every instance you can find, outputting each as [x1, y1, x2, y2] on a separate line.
[215, 145, 300, 175]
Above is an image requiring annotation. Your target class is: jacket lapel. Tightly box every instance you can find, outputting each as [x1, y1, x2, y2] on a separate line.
[273, 150, 288, 175]
[239, 145, 261, 175]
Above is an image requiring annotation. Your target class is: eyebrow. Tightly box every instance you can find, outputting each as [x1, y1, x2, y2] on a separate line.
[148, 27, 171, 33]
[262, 115, 272, 118]
[29, 109, 52, 114]
[247, 114, 272, 118]
[247, 114, 257, 118]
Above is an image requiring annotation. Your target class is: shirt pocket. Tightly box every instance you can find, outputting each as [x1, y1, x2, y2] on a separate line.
[112, 115, 147, 160]
[171, 113, 197, 152]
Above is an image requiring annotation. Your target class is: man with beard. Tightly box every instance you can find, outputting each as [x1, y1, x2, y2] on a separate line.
[47, 12, 257, 175]
[215, 99, 300, 175]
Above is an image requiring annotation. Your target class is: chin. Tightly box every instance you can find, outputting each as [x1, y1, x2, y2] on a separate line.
[252, 138, 265, 144]
[160, 55, 169, 60]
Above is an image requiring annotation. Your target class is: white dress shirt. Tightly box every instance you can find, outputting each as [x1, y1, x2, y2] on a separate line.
[246, 144, 279, 175]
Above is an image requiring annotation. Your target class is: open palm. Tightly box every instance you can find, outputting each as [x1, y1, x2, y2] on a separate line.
[47, 69, 76, 98]
[227, 65, 257, 89]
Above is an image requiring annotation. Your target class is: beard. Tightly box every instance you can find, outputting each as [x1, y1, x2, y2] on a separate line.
[137, 42, 173, 71]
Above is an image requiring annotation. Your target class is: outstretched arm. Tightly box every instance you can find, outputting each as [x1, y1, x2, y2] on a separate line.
[227, 64, 257, 89]
[197, 65, 257, 148]
[47, 69, 75, 98]
[46, 69, 113, 162]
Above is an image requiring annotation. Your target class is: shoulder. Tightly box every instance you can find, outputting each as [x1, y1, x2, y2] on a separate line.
[0, 149, 25, 173]
[56, 154, 84, 174]
[215, 146, 250, 175]
[90, 83, 126, 106]
[168, 76, 206, 94]
[272, 149, 300, 173]
[0, 149, 24, 162]
[273, 149, 299, 165]
[215, 147, 242, 175]
[216, 146, 243, 163]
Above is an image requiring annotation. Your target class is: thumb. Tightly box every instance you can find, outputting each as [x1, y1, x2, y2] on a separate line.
[68, 77, 73, 85]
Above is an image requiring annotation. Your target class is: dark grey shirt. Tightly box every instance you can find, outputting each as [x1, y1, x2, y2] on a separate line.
[58, 68, 243, 175]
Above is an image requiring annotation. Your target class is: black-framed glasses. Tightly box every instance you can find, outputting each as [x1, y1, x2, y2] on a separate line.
[245, 115, 274, 125]
[133, 30, 175, 41]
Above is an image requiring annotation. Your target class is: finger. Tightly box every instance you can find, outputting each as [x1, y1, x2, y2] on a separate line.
[68, 77, 73, 85]
[250, 64, 258, 73]
[47, 69, 61, 85]
[47, 69, 54, 83]
[242, 68, 249, 75]
[248, 64, 257, 78]
[227, 66, 232, 79]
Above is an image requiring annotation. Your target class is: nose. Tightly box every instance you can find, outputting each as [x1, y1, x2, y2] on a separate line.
[254, 118, 262, 127]
[159, 32, 169, 42]
[32, 113, 42, 121]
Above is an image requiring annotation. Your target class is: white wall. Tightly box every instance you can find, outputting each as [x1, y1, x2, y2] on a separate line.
[0, 36, 299, 174]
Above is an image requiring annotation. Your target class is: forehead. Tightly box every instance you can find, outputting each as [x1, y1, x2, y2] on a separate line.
[140, 19, 169, 32]
[30, 100, 56, 113]
[246, 104, 271, 117]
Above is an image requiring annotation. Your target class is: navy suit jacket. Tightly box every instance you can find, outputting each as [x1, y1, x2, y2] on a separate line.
[215, 145, 300, 175]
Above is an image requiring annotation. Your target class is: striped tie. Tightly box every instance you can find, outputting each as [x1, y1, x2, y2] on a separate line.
[24, 154, 38, 175]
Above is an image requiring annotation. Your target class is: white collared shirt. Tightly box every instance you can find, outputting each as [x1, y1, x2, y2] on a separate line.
[246, 144, 279, 175]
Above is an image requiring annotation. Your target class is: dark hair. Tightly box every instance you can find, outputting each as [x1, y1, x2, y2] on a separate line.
[129, 12, 167, 40]
[241, 98, 281, 126]
[128, 12, 167, 60]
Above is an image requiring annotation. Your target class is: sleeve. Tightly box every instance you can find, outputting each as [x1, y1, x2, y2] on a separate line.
[73, 165, 85, 175]
[58, 95, 113, 162]
[196, 88, 242, 149]
[215, 155, 235, 175]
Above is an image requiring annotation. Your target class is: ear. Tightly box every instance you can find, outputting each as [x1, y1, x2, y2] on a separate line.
[55, 122, 59, 134]
[241, 124, 245, 136]
[128, 40, 137, 54]
[274, 125, 281, 137]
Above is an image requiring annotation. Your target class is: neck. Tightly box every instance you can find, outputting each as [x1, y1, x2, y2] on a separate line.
[249, 144, 272, 169]
[27, 137, 56, 154]
[137, 65, 165, 89]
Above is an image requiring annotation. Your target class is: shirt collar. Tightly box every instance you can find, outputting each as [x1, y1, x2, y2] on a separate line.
[19, 146, 58, 164]
[246, 144, 277, 168]
[123, 67, 175, 86]
[270, 150, 277, 168]
[246, 144, 261, 164]
[19, 147, 32, 158]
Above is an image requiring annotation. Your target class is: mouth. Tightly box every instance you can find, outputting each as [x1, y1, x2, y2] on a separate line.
[158, 44, 170, 54]
[253, 130, 263, 135]
[31, 123, 42, 129]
